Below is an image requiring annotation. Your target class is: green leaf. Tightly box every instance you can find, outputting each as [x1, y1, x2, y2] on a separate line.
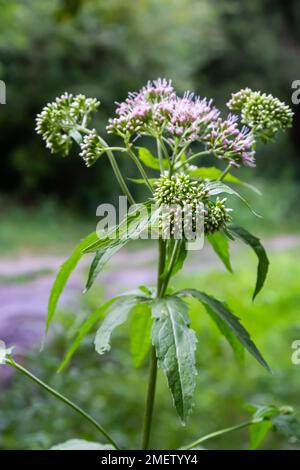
[207, 231, 232, 272]
[47, 232, 98, 333]
[249, 420, 273, 450]
[94, 296, 142, 354]
[83, 204, 159, 290]
[58, 298, 117, 372]
[178, 289, 270, 371]
[51, 439, 114, 450]
[151, 296, 197, 422]
[138, 147, 166, 170]
[228, 225, 269, 300]
[204, 180, 261, 217]
[271, 414, 300, 444]
[190, 167, 261, 195]
[85, 241, 127, 292]
[130, 303, 152, 368]
[82, 202, 158, 254]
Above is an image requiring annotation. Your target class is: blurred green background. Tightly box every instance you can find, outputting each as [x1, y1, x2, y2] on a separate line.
[0, 0, 300, 450]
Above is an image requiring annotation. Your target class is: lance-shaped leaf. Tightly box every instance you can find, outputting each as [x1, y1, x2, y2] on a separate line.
[130, 303, 152, 368]
[138, 147, 161, 170]
[207, 231, 232, 273]
[47, 231, 98, 332]
[137, 147, 169, 171]
[82, 202, 159, 254]
[85, 242, 126, 292]
[189, 166, 261, 195]
[249, 420, 273, 450]
[58, 298, 118, 372]
[203, 180, 261, 217]
[84, 203, 159, 291]
[95, 296, 145, 355]
[151, 296, 197, 422]
[228, 225, 269, 299]
[177, 289, 270, 371]
[51, 439, 114, 450]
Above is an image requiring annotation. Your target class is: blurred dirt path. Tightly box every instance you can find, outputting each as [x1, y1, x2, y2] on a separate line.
[0, 234, 299, 362]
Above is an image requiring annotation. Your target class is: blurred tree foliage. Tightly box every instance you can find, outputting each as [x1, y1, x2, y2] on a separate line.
[0, 0, 299, 211]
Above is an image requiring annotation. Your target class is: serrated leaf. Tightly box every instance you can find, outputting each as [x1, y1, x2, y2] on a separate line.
[271, 414, 300, 444]
[207, 231, 232, 272]
[249, 420, 273, 450]
[51, 439, 114, 450]
[94, 296, 141, 354]
[204, 181, 261, 217]
[47, 232, 98, 333]
[190, 167, 261, 195]
[130, 303, 152, 368]
[58, 298, 117, 372]
[177, 289, 270, 371]
[151, 296, 197, 422]
[228, 225, 269, 300]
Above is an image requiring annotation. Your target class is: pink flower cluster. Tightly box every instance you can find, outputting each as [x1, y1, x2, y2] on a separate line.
[107, 79, 219, 145]
[204, 114, 256, 167]
[166, 92, 219, 143]
[107, 78, 256, 166]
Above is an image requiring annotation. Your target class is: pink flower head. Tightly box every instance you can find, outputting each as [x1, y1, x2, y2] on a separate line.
[204, 114, 256, 167]
[166, 92, 220, 143]
[107, 79, 219, 145]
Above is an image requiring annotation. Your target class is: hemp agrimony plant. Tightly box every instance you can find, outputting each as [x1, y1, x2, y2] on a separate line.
[2, 80, 297, 450]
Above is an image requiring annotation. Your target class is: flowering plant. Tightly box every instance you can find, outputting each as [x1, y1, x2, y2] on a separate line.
[3, 79, 297, 450]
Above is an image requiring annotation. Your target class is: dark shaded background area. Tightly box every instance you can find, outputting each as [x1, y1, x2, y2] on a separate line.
[0, 0, 299, 212]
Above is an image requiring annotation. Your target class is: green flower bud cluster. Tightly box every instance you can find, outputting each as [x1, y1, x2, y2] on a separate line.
[204, 197, 232, 234]
[79, 129, 103, 167]
[154, 174, 208, 206]
[36, 93, 100, 156]
[154, 174, 208, 239]
[154, 175, 231, 238]
[226, 88, 253, 111]
[227, 88, 293, 142]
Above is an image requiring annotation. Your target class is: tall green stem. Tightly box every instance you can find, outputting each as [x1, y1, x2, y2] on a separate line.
[160, 240, 181, 295]
[127, 146, 154, 194]
[97, 136, 136, 205]
[175, 150, 211, 171]
[157, 139, 165, 175]
[67, 126, 135, 205]
[218, 163, 232, 181]
[180, 418, 262, 450]
[8, 358, 120, 450]
[140, 346, 158, 450]
[141, 237, 166, 450]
